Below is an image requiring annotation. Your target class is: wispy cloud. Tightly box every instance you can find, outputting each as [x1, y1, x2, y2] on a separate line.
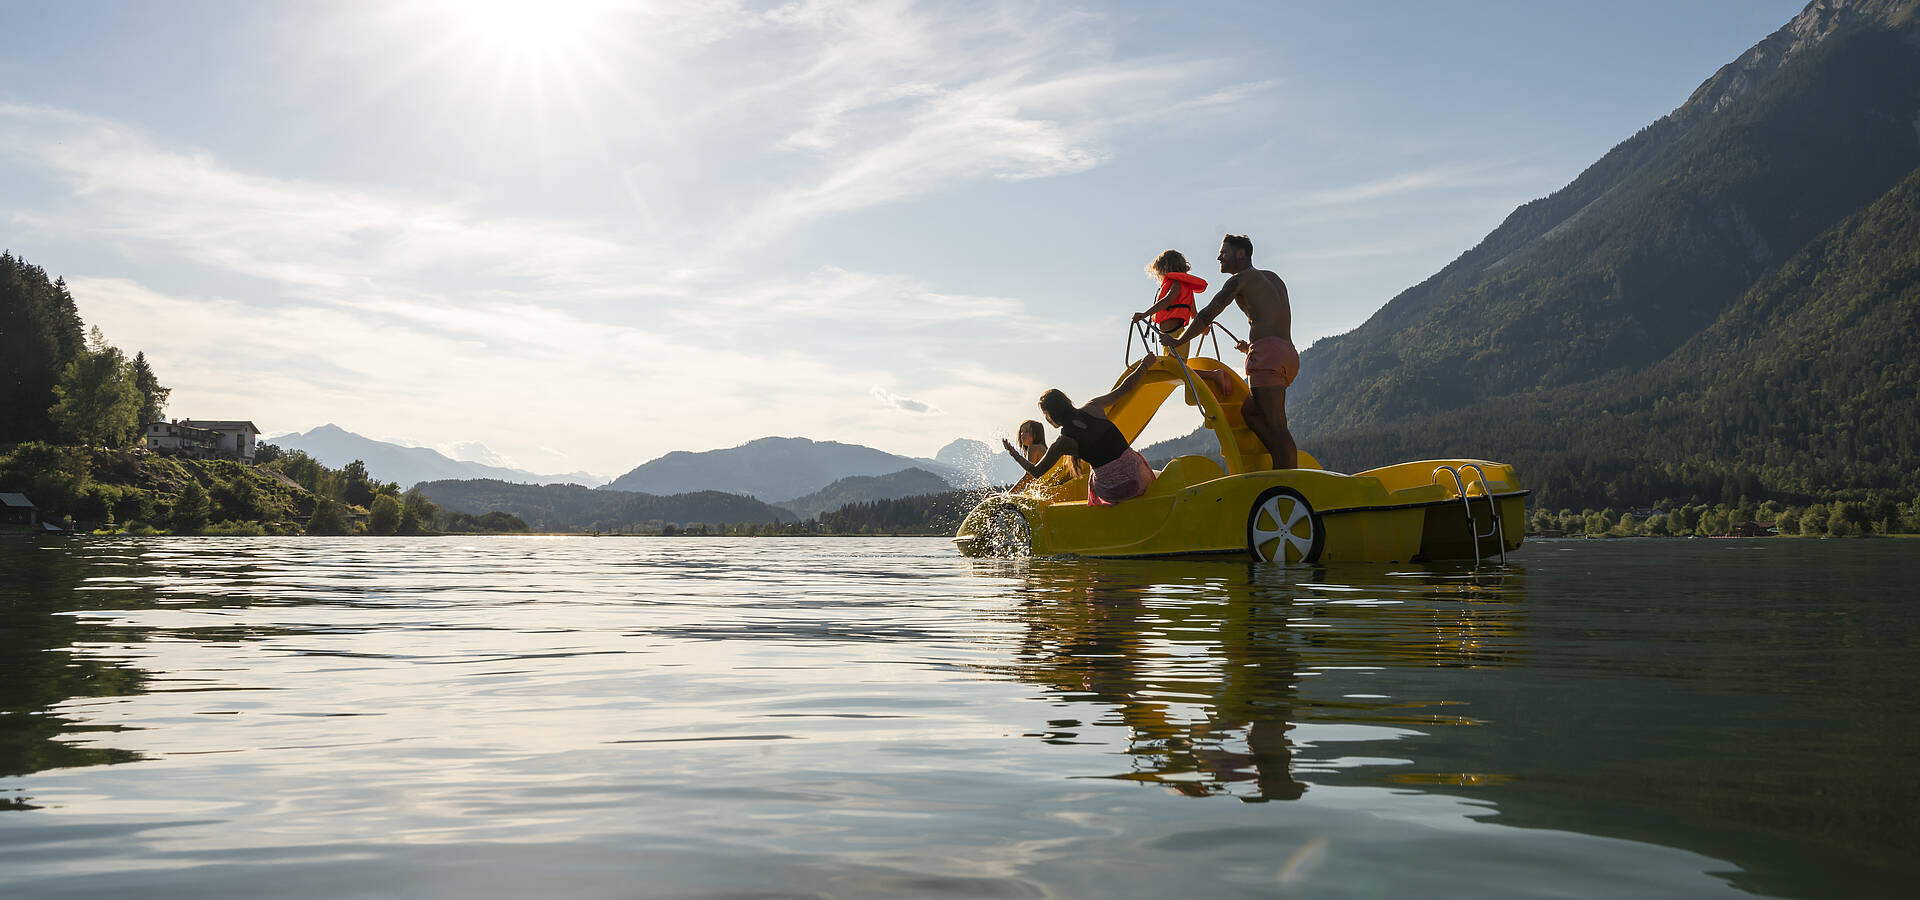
[0, 103, 655, 302]
[1290, 161, 1545, 209]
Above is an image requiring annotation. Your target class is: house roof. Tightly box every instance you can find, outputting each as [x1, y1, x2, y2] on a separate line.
[1, 492, 36, 509]
[150, 422, 219, 436]
[180, 420, 261, 434]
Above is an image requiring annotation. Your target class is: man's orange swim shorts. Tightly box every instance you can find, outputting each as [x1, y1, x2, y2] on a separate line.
[1245, 336, 1300, 389]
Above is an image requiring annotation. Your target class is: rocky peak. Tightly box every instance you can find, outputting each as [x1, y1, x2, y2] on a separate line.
[1675, 0, 1920, 124]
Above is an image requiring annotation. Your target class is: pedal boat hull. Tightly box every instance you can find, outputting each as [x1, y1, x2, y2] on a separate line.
[955, 355, 1527, 563]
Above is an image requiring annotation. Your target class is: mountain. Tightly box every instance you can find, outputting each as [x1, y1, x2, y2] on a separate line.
[1144, 0, 1920, 509]
[602, 436, 960, 499]
[1309, 167, 1920, 509]
[935, 438, 1028, 487]
[270, 425, 606, 489]
[774, 467, 959, 520]
[1288, 0, 1920, 437]
[414, 479, 793, 531]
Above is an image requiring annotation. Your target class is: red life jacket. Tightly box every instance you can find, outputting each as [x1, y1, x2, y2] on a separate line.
[1153, 272, 1209, 326]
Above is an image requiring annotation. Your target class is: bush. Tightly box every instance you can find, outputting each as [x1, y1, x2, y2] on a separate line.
[369, 494, 401, 535]
[306, 498, 350, 535]
[202, 520, 267, 536]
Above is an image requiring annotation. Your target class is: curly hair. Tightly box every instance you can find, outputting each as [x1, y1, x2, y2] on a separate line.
[1145, 249, 1190, 278]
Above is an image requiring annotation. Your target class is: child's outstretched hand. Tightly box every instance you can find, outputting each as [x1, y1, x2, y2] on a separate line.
[1131, 311, 1149, 323]
[1001, 438, 1020, 457]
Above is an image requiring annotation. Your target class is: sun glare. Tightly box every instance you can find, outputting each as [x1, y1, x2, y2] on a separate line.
[441, 0, 608, 62]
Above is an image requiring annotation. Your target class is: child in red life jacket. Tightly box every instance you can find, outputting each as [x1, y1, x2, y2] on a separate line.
[1133, 250, 1208, 359]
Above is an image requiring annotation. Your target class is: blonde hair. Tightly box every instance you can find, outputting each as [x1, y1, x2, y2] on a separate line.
[1145, 249, 1190, 278]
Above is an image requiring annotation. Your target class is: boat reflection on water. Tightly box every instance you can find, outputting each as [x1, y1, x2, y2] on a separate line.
[986, 556, 1527, 801]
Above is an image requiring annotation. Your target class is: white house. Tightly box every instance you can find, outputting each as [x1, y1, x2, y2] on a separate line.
[146, 419, 261, 463]
[145, 420, 220, 457]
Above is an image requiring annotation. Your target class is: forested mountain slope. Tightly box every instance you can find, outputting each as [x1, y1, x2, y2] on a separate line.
[774, 467, 955, 521]
[1308, 167, 1920, 509]
[1290, 0, 1920, 437]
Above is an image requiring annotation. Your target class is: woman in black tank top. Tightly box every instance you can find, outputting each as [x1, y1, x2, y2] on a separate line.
[1057, 415, 1127, 468]
[1003, 359, 1163, 504]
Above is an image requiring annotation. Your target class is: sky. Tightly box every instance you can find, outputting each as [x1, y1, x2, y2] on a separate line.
[1, 0, 1809, 478]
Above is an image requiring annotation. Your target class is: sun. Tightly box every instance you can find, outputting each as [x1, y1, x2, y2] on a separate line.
[437, 0, 611, 63]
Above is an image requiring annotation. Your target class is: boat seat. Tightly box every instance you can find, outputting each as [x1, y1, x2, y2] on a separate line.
[1143, 455, 1225, 498]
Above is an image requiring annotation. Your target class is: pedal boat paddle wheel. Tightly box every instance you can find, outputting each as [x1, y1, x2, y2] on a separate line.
[954, 350, 1528, 563]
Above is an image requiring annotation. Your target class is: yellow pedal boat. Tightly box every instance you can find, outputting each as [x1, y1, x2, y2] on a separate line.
[954, 353, 1528, 563]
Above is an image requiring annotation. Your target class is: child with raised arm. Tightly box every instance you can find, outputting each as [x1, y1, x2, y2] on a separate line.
[1131, 250, 1208, 359]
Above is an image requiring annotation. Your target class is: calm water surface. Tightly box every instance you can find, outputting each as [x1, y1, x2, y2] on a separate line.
[2, 536, 1916, 898]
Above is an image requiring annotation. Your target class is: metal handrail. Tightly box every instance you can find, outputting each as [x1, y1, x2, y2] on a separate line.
[1459, 464, 1507, 564]
[1432, 465, 1482, 565]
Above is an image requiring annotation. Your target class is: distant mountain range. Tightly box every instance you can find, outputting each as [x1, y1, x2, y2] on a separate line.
[1151, 0, 1920, 508]
[602, 435, 973, 499]
[417, 465, 978, 530]
[274, 426, 1024, 508]
[269, 425, 607, 489]
[414, 479, 793, 531]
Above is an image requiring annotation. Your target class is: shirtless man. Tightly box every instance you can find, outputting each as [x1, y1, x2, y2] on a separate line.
[1171, 234, 1299, 469]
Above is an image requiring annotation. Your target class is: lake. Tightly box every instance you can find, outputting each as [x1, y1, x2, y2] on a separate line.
[2, 536, 1915, 898]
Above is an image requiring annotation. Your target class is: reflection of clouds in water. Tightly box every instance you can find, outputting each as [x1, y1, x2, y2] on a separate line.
[998, 557, 1527, 801]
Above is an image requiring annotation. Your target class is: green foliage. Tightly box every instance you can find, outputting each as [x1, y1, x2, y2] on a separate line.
[1531, 495, 1920, 539]
[306, 498, 350, 535]
[265, 449, 329, 495]
[211, 472, 265, 522]
[201, 520, 268, 536]
[1, 431, 421, 537]
[399, 488, 437, 534]
[340, 460, 376, 508]
[171, 480, 210, 533]
[51, 328, 142, 448]
[2, 251, 170, 451]
[369, 494, 402, 535]
[0, 443, 89, 524]
[443, 510, 530, 533]
[1, 252, 85, 443]
[816, 491, 973, 535]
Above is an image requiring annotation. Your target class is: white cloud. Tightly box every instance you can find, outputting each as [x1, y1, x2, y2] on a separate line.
[870, 386, 938, 415]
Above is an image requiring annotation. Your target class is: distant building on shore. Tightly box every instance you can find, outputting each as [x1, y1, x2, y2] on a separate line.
[145, 419, 262, 463]
[1, 493, 58, 530]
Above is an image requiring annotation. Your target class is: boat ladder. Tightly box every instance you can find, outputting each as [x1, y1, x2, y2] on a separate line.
[1433, 464, 1507, 564]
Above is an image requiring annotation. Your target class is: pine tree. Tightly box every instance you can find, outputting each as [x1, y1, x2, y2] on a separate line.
[172, 479, 211, 533]
[131, 351, 170, 427]
[1, 253, 88, 442]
